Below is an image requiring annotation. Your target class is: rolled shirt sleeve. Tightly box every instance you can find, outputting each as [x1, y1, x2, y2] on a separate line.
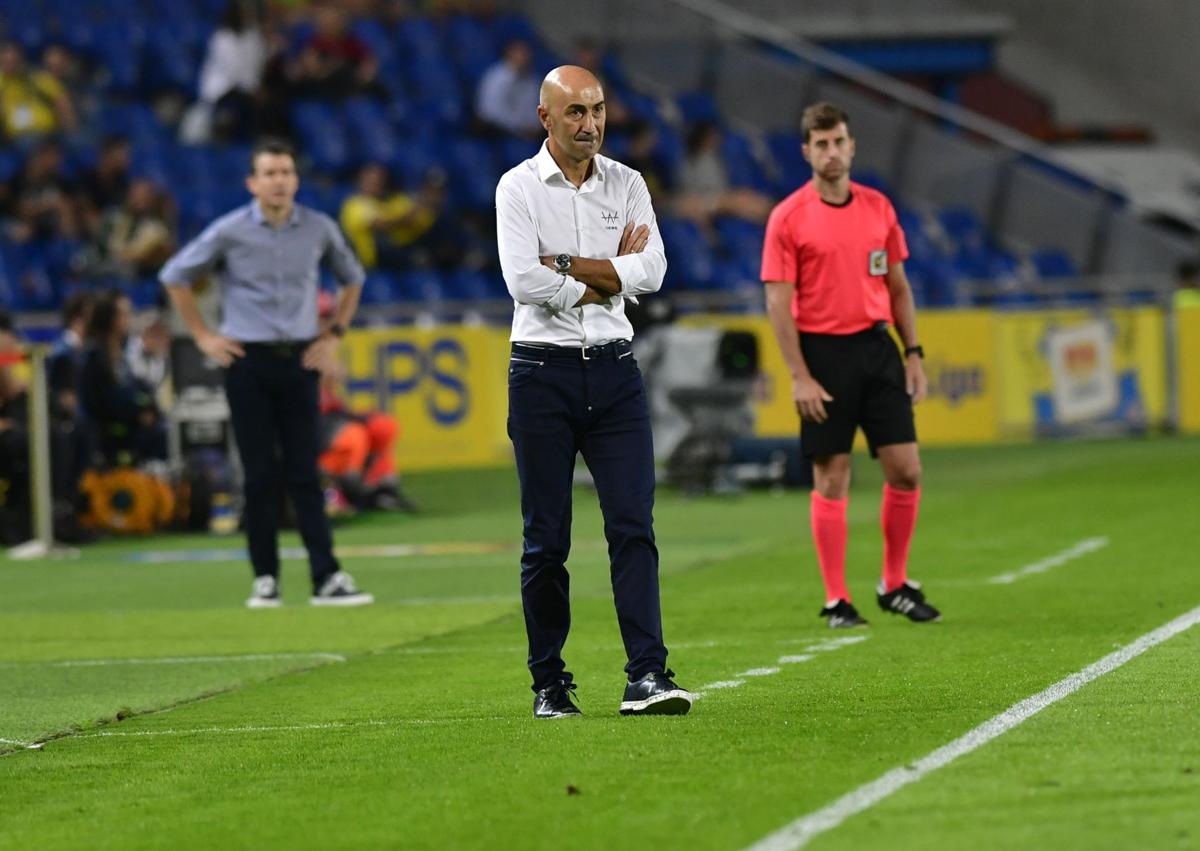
[608, 173, 666, 297]
[159, 219, 227, 287]
[321, 215, 367, 286]
[496, 176, 588, 311]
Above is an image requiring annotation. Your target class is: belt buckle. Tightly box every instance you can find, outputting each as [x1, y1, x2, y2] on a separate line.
[581, 344, 590, 361]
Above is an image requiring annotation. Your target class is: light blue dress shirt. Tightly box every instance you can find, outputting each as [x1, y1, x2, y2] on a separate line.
[159, 201, 365, 342]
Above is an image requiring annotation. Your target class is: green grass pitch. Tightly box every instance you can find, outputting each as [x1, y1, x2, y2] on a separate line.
[2, 437, 1199, 850]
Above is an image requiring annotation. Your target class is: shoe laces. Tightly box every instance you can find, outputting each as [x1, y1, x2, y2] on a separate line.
[545, 680, 577, 701]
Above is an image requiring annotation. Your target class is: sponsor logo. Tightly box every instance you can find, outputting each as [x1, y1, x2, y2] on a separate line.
[344, 338, 470, 425]
[868, 249, 888, 276]
[600, 210, 621, 230]
[925, 360, 985, 407]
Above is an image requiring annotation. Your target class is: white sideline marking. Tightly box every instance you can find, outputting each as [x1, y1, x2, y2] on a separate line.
[79, 717, 511, 739]
[0, 737, 39, 750]
[744, 603, 1200, 851]
[987, 536, 1109, 585]
[695, 636, 870, 700]
[0, 652, 345, 669]
[738, 667, 782, 677]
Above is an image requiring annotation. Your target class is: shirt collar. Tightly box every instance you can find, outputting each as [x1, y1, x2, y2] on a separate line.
[250, 200, 301, 228]
[535, 141, 605, 187]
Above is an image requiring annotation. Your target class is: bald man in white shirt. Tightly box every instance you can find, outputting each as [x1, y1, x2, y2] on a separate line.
[495, 65, 692, 719]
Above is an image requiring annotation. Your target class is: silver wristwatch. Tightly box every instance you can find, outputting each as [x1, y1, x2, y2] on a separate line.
[554, 253, 572, 274]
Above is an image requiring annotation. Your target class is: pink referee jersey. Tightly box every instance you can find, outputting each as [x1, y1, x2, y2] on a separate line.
[761, 180, 908, 335]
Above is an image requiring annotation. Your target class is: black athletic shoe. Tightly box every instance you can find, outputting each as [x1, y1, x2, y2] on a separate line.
[310, 571, 375, 607]
[533, 680, 581, 719]
[819, 599, 868, 628]
[619, 670, 693, 716]
[877, 580, 941, 623]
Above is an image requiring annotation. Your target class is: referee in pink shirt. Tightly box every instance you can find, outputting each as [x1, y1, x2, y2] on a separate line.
[761, 102, 942, 628]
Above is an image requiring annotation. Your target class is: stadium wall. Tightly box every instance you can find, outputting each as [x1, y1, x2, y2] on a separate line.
[337, 305, 1182, 472]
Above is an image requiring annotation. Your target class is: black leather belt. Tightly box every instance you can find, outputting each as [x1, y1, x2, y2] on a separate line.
[242, 340, 313, 356]
[512, 340, 633, 361]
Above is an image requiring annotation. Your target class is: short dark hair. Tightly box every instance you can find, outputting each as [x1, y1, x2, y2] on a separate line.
[801, 102, 851, 142]
[0, 309, 15, 336]
[248, 137, 296, 175]
[61, 290, 93, 326]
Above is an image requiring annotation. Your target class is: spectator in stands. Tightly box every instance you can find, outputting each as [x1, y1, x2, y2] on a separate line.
[0, 41, 77, 141]
[676, 120, 772, 227]
[79, 290, 166, 466]
[292, 4, 383, 100]
[78, 135, 132, 231]
[92, 178, 175, 281]
[0, 311, 31, 544]
[126, 310, 171, 395]
[474, 39, 541, 139]
[40, 43, 85, 122]
[340, 162, 462, 271]
[46, 291, 93, 420]
[182, 0, 269, 143]
[2, 139, 80, 243]
[623, 120, 673, 203]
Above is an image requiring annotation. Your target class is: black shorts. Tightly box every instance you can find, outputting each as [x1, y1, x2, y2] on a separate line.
[798, 325, 916, 459]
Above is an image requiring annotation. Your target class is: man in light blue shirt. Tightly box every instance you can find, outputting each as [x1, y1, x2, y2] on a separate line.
[159, 138, 373, 608]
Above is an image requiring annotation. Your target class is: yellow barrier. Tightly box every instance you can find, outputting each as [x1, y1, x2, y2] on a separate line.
[1177, 304, 1200, 433]
[340, 326, 511, 471]
[334, 304, 1177, 470]
[682, 312, 1000, 444]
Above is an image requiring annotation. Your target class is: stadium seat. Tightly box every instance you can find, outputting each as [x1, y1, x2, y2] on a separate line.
[1031, 249, 1078, 279]
[290, 101, 353, 174]
[359, 271, 401, 306]
[676, 92, 721, 125]
[659, 218, 714, 289]
[398, 269, 446, 304]
[343, 97, 401, 167]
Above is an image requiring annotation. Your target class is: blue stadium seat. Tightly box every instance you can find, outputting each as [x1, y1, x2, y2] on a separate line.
[676, 92, 721, 125]
[290, 101, 353, 174]
[1031, 249, 1078, 279]
[343, 97, 401, 167]
[445, 268, 505, 301]
[442, 138, 498, 210]
[409, 57, 466, 127]
[398, 269, 446, 303]
[713, 217, 765, 268]
[720, 131, 770, 191]
[448, 15, 498, 87]
[143, 28, 201, 94]
[659, 218, 714, 289]
[396, 17, 444, 62]
[359, 271, 401, 306]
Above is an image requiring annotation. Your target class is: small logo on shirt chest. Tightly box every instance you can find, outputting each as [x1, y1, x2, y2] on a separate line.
[600, 211, 621, 230]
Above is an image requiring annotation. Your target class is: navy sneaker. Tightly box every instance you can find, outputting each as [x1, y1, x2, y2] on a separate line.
[877, 580, 941, 623]
[819, 599, 868, 628]
[310, 571, 375, 607]
[619, 670, 692, 716]
[245, 575, 282, 609]
[533, 680, 581, 719]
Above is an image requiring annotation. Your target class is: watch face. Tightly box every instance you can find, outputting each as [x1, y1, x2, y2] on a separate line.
[555, 253, 571, 272]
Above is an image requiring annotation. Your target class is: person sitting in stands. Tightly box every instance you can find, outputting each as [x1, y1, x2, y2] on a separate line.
[79, 290, 166, 466]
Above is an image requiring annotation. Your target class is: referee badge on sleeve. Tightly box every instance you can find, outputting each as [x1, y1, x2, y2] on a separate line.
[868, 249, 888, 276]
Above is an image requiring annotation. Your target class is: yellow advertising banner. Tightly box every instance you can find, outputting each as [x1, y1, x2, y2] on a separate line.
[993, 307, 1167, 438]
[1177, 304, 1200, 433]
[339, 325, 511, 471]
[682, 312, 999, 445]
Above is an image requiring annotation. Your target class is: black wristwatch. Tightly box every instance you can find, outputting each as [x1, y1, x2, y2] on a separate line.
[904, 344, 924, 359]
[328, 323, 346, 338]
[554, 253, 572, 274]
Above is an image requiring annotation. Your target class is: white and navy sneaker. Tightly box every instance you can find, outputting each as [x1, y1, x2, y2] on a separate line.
[619, 670, 693, 716]
[245, 575, 282, 609]
[819, 599, 868, 629]
[310, 571, 375, 607]
[877, 579, 941, 623]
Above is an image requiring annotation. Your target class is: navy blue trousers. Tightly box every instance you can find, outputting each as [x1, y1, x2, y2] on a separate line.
[507, 340, 668, 691]
[224, 344, 340, 590]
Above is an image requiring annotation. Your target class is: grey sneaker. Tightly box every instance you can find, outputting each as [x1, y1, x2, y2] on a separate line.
[246, 575, 282, 609]
[310, 571, 375, 607]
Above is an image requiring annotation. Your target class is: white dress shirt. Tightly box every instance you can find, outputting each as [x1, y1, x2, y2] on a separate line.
[496, 142, 667, 345]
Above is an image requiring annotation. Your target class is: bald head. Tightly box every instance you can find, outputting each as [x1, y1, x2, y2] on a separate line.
[538, 65, 606, 167]
[539, 65, 604, 110]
